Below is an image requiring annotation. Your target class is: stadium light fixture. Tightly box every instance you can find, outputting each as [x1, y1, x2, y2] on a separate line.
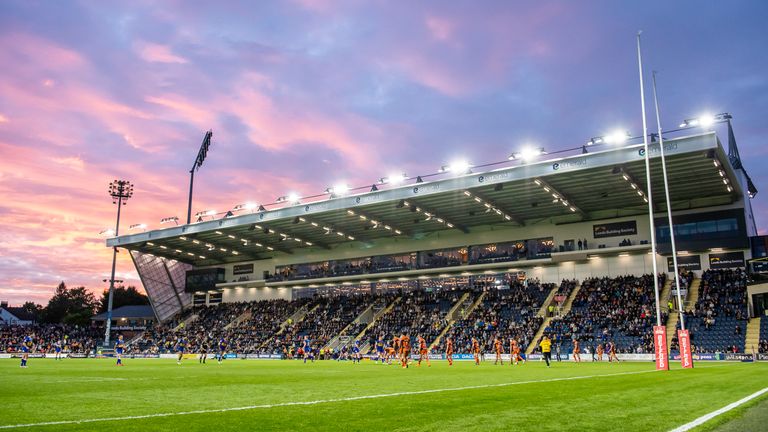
[381, 172, 408, 185]
[129, 223, 147, 231]
[326, 183, 350, 197]
[587, 131, 631, 147]
[679, 112, 730, 128]
[440, 159, 471, 174]
[509, 146, 546, 162]
[233, 202, 258, 213]
[160, 216, 180, 225]
[99, 228, 115, 236]
[104, 179, 133, 346]
[187, 130, 213, 224]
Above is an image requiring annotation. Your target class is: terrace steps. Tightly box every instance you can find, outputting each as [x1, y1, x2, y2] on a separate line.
[684, 278, 701, 312]
[659, 278, 673, 311]
[173, 313, 198, 332]
[256, 304, 317, 351]
[665, 311, 679, 350]
[526, 317, 552, 355]
[536, 284, 561, 318]
[323, 302, 377, 351]
[224, 310, 252, 330]
[357, 297, 402, 353]
[559, 282, 582, 317]
[430, 291, 478, 350]
[745, 317, 761, 354]
[526, 283, 581, 355]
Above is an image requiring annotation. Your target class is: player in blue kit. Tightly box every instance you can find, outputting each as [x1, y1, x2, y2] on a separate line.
[175, 337, 187, 365]
[217, 337, 227, 364]
[352, 340, 361, 364]
[375, 336, 385, 364]
[20, 334, 34, 368]
[115, 335, 125, 366]
[53, 340, 63, 361]
[302, 336, 314, 363]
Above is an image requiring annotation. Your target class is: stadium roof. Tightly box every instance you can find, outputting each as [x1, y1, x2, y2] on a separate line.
[107, 132, 743, 265]
[91, 305, 155, 321]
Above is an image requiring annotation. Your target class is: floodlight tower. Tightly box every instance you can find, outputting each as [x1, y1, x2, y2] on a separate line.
[104, 179, 134, 345]
[187, 130, 213, 224]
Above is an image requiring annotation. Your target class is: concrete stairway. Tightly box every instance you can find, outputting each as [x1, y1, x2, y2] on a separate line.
[430, 291, 478, 350]
[684, 278, 701, 312]
[323, 302, 378, 351]
[256, 304, 317, 350]
[526, 283, 582, 355]
[536, 284, 562, 318]
[172, 313, 198, 331]
[659, 278, 673, 310]
[745, 317, 762, 354]
[356, 297, 401, 353]
[224, 310, 252, 330]
[665, 311, 679, 349]
[559, 283, 582, 317]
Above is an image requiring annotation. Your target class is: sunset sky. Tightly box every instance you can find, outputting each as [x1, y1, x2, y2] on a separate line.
[1, 1, 766, 305]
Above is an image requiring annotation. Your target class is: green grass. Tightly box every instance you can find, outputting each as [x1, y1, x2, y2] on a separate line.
[0, 359, 766, 431]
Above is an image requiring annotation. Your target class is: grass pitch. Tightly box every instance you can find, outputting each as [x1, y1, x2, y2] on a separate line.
[0, 358, 766, 431]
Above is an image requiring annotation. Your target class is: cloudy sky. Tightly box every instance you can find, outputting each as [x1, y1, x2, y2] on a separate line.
[1, 0, 766, 305]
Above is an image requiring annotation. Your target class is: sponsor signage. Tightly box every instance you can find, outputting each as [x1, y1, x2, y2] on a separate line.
[751, 260, 768, 273]
[68, 353, 89, 358]
[757, 353, 768, 361]
[677, 329, 693, 369]
[128, 353, 159, 359]
[233, 263, 254, 275]
[667, 255, 702, 272]
[653, 325, 668, 370]
[593, 220, 638, 239]
[669, 353, 721, 361]
[709, 252, 745, 269]
[724, 353, 753, 362]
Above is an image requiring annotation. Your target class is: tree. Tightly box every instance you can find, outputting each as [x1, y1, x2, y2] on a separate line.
[97, 286, 149, 314]
[21, 301, 43, 322]
[42, 282, 98, 326]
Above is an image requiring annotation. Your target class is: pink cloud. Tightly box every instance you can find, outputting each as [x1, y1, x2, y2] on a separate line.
[135, 42, 189, 64]
[425, 15, 455, 42]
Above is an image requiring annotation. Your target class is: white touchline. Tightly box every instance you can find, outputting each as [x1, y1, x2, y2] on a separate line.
[669, 386, 768, 432]
[0, 364, 741, 430]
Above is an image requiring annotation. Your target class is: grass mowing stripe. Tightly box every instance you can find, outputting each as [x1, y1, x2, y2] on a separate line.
[669, 386, 768, 432]
[0, 368, 658, 429]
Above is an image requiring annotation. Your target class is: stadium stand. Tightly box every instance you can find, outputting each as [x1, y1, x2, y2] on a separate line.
[1, 270, 755, 359]
[534, 274, 667, 354]
[760, 318, 767, 353]
[361, 289, 466, 348]
[439, 278, 554, 354]
[682, 269, 749, 353]
[279, 294, 374, 351]
[0, 324, 99, 353]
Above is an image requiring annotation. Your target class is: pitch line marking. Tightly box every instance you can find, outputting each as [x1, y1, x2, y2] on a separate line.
[0, 364, 741, 430]
[669, 386, 768, 432]
[0, 369, 655, 429]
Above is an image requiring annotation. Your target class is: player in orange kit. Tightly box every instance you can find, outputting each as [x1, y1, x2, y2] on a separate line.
[417, 336, 431, 367]
[445, 337, 454, 366]
[510, 338, 524, 365]
[471, 338, 481, 365]
[400, 334, 411, 368]
[596, 343, 604, 362]
[493, 337, 504, 365]
[572, 338, 582, 363]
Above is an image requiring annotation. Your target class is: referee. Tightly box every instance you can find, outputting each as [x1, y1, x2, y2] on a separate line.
[540, 335, 552, 368]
